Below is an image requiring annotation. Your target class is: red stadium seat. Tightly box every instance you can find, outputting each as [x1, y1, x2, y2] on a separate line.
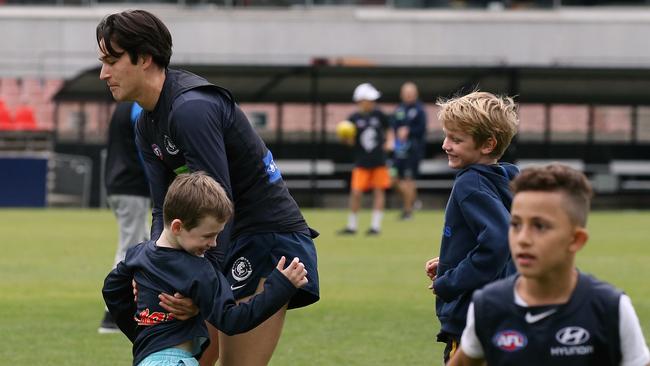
[13, 105, 38, 130]
[0, 105, 14, 130]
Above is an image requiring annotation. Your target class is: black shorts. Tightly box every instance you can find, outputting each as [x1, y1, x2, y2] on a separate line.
[223, 230, 320, 309]
[394, 154, 422, 179]
[437, 331, 460, 365]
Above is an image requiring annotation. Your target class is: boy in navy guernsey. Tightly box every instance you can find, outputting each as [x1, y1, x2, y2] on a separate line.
[424, 91, 519, 364]
[103, 172, 308, 366]
[338, 83, 394, 236]
[450, 164, 650, 366]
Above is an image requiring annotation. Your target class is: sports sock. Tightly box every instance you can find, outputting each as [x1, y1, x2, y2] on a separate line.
[371, 210, 383, 231]
[347, 213, 358, 231]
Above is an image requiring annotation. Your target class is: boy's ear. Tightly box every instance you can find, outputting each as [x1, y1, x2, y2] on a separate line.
[480, 136, 497, 155]
[568, 227, 589, 253]
[170, 219, 183, 234]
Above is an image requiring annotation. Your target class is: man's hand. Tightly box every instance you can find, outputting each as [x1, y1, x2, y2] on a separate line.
[158, 293, 199, 321]
[397, 126, 409, 142]
[132, 279, 138, 302]
[276, 256, 308, 289]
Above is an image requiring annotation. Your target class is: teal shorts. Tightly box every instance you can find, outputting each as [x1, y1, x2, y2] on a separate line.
[137, 348, 198, 366]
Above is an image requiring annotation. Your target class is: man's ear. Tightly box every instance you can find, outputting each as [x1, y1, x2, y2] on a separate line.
[170, 219, 183, 235]
[139, 54, 153, 69]
[568, 227, 589, 253]
[480, 136, 497, 155]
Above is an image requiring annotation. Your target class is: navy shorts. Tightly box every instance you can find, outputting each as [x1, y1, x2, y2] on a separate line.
[222, 229, 319, 309]
[394, 154, 421, 179]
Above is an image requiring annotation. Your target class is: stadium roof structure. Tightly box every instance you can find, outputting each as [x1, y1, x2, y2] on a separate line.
[54, 64, 650, 105]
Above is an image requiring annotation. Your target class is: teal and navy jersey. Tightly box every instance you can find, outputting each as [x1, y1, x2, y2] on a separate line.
[102, 241, 296, 366]
[392, 101, 427, 159]
[472, 273, 623, 366]
[135, 69, 309, 251]
[348, 109, 390, 168]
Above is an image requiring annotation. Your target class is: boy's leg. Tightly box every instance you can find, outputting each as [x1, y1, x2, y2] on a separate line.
[438, 333, 460, 365]
[218, 278, 289, 366]
[198, 322, 220, 366]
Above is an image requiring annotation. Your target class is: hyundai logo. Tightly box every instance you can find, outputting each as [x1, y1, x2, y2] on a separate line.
[555, 326, 590, 346]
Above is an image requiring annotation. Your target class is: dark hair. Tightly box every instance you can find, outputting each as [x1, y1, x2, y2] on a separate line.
[510, 164, 593, 226]
[163, 172, 233, 230]
[96, 9, 172, 68]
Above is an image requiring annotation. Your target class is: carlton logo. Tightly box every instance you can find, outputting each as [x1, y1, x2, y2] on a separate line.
[231, 257, 253, 282]
[493, 330, 528, 352]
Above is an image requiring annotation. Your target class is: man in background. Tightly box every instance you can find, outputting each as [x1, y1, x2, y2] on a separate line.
[392, 82, 427, 220]
[99, 101, 150, 333]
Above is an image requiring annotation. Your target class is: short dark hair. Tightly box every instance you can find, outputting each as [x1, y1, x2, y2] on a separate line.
[510, 164, 593, 226]
[96, 9, 172, 68]
[163, 172, 233, 230]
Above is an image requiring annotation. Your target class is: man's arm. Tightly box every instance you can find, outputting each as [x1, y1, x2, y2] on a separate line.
[135, 121, 170, 241]
[169, 98, 233, 196]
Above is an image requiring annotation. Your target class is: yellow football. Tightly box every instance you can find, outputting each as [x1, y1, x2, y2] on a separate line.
[336, 120, 356, 140]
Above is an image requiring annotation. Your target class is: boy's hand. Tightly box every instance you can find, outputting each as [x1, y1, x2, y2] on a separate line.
[276, 256, 308, 289]
[158, 293, 199, 320]
[425, 257, 439, 281]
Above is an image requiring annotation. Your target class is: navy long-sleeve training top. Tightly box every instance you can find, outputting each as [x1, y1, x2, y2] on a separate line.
[102, 241, 296, 366]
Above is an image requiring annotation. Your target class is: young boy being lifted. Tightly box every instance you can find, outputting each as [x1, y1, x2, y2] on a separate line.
[103, 172, 307, 366]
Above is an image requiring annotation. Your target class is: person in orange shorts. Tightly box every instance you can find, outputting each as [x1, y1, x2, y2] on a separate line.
[338, 83, 394, 236]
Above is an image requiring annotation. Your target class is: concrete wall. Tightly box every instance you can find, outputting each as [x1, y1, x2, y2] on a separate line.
[1, 5, 650, 78]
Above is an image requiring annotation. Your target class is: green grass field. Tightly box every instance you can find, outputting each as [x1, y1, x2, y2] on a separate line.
[1, 209, 648, 365]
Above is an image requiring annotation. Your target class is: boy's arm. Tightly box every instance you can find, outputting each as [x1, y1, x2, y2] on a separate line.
[448, 350, 486, 366]
[433, 190, 511, 301]
[206, 269, 297, 336]
[619, 295, 650, 366]
[102, 258, 138, 342]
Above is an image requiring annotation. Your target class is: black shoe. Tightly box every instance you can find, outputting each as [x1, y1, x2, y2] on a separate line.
[365, 228, 380, 236]
[98, 311, 120, 334]
[399, 211, 413, 221]
[337, 228, 357, 235]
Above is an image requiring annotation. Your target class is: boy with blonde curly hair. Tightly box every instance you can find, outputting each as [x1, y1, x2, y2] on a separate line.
[424, 91, 520, 364]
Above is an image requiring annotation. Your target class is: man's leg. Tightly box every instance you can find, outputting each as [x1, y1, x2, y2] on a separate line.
[198, 322, 220, 366]
[110, 194, 150, 268]
[218, 278, 288, 366]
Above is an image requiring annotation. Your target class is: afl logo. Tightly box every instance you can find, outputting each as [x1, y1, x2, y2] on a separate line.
[164, 135, 179, 155]
[555, 327, 590, 346]
[152, 144, 163, 160]
[493, 330, 527, 352]
[231, 257, 252, 282]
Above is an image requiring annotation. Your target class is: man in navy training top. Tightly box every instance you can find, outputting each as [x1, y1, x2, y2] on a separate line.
[391, 81, 427, 220]
[449, 164, 650, 366]
[103, 172, 308, 366]
[96, 10, 319, 366]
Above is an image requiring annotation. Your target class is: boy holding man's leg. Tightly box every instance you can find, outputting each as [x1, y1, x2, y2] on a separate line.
[424, 91, 519, 364]
[103, 172, 307, 366]
[450, 164, 650, 366]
